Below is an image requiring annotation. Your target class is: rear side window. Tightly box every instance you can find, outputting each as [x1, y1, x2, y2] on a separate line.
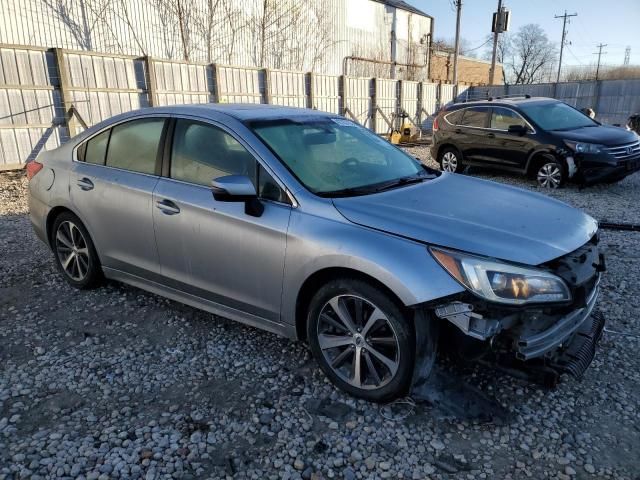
[491, 107, 528, 130]
[105, 118, 165, 175]
[81, 129, 110, 165]
[460, 107, 488, 128]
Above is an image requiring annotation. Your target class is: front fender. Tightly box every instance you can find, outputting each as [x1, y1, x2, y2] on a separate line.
[281, 209, 464, 326]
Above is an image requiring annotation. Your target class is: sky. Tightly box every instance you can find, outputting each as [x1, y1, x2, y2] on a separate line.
[406, 0, 640, 67]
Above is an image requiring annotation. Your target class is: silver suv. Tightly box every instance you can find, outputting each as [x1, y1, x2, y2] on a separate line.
[28, 105, 605, 402]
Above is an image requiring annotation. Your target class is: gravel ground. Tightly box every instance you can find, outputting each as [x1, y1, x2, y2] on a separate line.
[1, 159, 639, 480]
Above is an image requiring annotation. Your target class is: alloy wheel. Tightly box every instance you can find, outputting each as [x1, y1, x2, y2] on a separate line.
[55, 220, 90, 281]
[537, 162, 562, 188]
[441, 151, 458, 172]
[316, 295, 400, 390]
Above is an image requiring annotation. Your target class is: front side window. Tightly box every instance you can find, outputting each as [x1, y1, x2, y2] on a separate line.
[170, 120, 257, 186]
[518, 102, 598, 131]
[460, 107, 488, 128]
[491, 107, 528, 130]
[250, 118, 432, 196]
[106, 118, 165, 174]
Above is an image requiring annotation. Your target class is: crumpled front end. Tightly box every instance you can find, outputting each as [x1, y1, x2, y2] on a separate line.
[434, 236, 606, 384]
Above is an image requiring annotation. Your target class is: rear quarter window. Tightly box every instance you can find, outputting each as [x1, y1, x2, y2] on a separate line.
[444, 110, 463, 125]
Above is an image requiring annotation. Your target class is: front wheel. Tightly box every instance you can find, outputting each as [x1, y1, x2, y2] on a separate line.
[536, 157, 566, 189]
[307, 279, 415, 402]
[438, 147, 463, 173]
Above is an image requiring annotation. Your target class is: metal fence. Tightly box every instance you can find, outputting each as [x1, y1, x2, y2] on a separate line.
[0, 43, 466, 169]
[466, 79, 640, 127]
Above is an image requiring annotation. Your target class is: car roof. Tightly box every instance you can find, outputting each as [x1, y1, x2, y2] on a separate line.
[126, 103, 336, 122]
[449, 96, 559, 109]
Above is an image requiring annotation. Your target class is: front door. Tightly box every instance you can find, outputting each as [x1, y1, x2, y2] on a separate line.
[152, 118, 292, 322]
[485, 107, 534, 168]
[70, 117, 166, 277]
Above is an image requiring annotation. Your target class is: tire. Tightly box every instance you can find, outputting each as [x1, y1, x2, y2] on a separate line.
[535, 155, 566, 189]
[51, 212, 102, 289]
[306, 278, 415, 402]
[438, 146, 463, 173]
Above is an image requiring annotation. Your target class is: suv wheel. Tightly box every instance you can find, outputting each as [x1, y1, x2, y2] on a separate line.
[536, 157, 565, 188]
[439, 147, 462, 173]
[52, 212, 102, 289]
[307, 279, 414, 402]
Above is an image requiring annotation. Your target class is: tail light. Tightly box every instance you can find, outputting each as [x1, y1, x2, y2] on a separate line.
[26, 161, 43, 180]
[433, 115, 439, 132]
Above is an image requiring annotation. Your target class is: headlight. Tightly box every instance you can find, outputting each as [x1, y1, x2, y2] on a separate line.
[431, 247, 571, 305]
[563, 140, 603, 154]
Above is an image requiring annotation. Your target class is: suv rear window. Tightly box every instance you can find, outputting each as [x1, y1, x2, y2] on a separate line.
[460, 107, 488, 128]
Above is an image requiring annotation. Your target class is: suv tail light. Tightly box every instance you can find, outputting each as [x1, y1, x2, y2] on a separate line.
[26, 161, 43, 180]
[433, 115, 439, 132]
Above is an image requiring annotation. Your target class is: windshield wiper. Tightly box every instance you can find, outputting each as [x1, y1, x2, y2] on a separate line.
[319, 173, 433, 197]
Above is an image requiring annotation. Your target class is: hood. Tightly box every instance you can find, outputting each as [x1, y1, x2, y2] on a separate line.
[550, 124, 636, 146]
[333, 174, 598, 266]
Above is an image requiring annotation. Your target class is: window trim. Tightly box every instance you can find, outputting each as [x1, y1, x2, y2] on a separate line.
[73, 114, 170, 178]
[163, 115, 293, 207]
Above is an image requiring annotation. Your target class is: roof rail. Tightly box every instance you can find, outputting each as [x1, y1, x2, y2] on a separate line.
[492, 94, 532, 100]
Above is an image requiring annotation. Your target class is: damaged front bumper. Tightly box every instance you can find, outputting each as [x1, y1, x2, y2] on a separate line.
[432, 239, 606, 383]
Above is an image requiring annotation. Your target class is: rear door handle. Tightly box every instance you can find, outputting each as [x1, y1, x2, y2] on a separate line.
[156, 199, 180, 215]
[455, 128, 462, 134]
[486, 133, 496, 138]
[77, 177, 94, 191]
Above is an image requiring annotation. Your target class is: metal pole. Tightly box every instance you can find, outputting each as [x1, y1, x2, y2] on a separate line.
[594, 43, 607, 80]
[452, 0, 462, 86]
[554, 11, 577, 83]
[489, 0, 503, 85]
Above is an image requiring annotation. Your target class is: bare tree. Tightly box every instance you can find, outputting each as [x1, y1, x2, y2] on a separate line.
[433, 37, 477, 58]
[506, 24, 557, 84]
[191, 0, 245, 64]
[42, 0, 115, 51]
[150, 0, 194, 61]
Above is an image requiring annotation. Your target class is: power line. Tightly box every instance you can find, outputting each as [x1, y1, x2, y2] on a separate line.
[593, 43, 608, 80]
[554, 10, 578, 82]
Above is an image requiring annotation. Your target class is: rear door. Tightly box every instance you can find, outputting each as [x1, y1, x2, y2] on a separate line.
[152, 117, 292, 323]
[70, 117, 166, 277]
[456, 106, 491, 163]
[485, 107, 535, 168]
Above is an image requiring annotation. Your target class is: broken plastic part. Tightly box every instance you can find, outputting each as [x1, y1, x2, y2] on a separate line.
[434, 302, 500, 340]
[566, 156, 577, 178]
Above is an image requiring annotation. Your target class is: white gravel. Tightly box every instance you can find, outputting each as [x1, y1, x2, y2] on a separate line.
[1, 162, 639, 480]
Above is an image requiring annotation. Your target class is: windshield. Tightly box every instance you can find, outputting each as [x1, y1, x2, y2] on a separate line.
[519, 102, 598, 131]
[250, 117, 435, 196]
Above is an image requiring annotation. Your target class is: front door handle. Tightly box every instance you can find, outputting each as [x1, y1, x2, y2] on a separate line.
[77, 177, 94, 191]
[156, 199, 180, 215]
[486, 133, 496, 138]
[455, 128, 462, 134]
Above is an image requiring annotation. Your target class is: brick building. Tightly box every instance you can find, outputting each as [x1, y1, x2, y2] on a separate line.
[430, 51, 504, 86]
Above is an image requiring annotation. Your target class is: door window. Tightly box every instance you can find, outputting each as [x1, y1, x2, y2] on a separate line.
[105, 118, 165, 175]
[491, 107, 528, 130]
[171, 120, 258, 186]
[460, 107, 488, 128]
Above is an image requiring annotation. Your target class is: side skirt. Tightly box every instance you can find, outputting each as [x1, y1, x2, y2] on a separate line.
[102, 267, 297, 340]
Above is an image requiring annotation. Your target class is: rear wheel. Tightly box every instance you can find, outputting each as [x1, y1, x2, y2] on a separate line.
[438, 147, 463, 173]
[307, 278, 414, 402]
[535, 156, 566, 189]
[51, 212, 102, 289]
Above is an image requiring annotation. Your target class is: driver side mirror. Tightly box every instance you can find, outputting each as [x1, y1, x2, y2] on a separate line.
[211, 175, 264, 217]
[507, 124, 528, 136]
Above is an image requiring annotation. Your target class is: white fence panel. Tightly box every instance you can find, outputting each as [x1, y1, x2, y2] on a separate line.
[216, 65, 263, 104]
[153, 59, 211, 106]
[420, 82, 438, 117]
[374, 78, 398, 134]
[400, 80, 419, 124]
[343, 77, 372, 128]
[439, 83, 455, 107]
[310, 74, 340, 114]
[269, 70, 306, 107]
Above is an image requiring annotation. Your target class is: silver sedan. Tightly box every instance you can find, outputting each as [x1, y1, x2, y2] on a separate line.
[28, 105, 604, 402]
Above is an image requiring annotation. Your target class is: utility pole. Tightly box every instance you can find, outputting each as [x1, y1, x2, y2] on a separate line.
[489, 0, 503, 85]
[624, 46, 631, 65]
[554, 10, 577, 83]
[452, 0, 462, 86]
[594, 43, 608, 80]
